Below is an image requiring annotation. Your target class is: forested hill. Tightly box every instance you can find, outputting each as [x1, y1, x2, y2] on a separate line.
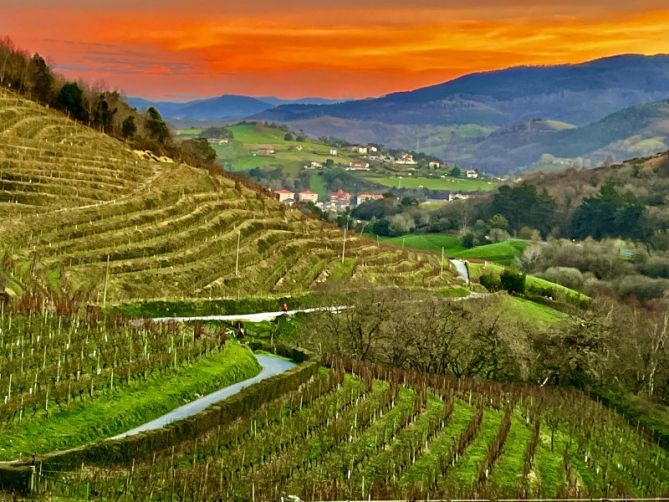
[474, 151, 669, 245]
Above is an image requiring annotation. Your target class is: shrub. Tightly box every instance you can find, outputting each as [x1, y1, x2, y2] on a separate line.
[479, 273, 501, 292]
[616, 275, 668, 301]
[500, 268, 526, 294]
[540, 266, 584, 291]
[637, 257, 669, 279]
[461, 233, 475, 249]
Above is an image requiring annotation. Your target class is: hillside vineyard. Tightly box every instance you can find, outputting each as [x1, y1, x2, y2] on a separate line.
[35, 359, 669, 500]
[0, 88, 455, 302]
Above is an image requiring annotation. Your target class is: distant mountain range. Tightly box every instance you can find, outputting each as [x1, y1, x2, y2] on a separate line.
[130, 54, 669, 174]
[256, 54, 669, 127]
[127, 95, 342, 121]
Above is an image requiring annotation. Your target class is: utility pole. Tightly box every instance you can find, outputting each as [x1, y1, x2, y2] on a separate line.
[441, 247, 445, 275]
[102, 255, 110, 307]
[341, 218, 349, 264]
[235, 230, 241, 277]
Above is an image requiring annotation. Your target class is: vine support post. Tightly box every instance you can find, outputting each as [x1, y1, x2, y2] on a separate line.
[102, 254, 110, 307]
[235, 230, 241, 277]
[341, 218, 349, 264]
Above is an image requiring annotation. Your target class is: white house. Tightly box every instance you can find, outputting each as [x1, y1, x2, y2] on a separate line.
[395, 153, 417, 165]
[329, 148, 338, 156]
[466, 169, 479, 179]
[348, 160, 370, 171]
[298, 189, 319, 204]
[357, 193, 384, 205]
[274, 189, 295, 203]
[429, 161, 441, 169]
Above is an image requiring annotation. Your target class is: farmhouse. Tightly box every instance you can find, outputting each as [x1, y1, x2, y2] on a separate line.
[329, 148, 338, 156]
[357, 193, 384, 205]
[328, 189, 352, 210]
[395, 153, 417, 165]
[429, 161, 441, 168]
[255, 146, 276, 155]
[351, 145, 368, 155]
[274, 188, 295, 203]
[298, 189, 319, 204]
[348, 160, 370, 171]
[466, 169, 480, 178]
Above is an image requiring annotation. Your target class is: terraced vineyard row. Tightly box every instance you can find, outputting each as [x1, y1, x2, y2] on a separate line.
[38, 358, 669, 500]
[0, 89, 457, 300]
[0, 89, 157, 215]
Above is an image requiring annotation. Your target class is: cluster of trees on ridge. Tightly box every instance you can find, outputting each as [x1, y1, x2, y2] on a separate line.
[0, 37, 216, 168]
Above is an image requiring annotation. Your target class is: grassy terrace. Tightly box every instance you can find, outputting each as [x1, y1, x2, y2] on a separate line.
[0, 313, 260, 460]
[0, 90, 462, 302]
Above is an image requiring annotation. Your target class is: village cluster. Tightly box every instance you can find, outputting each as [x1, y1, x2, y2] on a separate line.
[265, 142, 481, 212]
[273, 187, 384, 212]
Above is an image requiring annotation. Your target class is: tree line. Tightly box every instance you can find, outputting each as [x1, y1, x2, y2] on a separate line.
[0, 37, 216, 168]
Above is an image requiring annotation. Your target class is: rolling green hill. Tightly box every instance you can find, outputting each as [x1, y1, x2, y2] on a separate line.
[0, 88, 459, 303]
[197, 122, 498, 196]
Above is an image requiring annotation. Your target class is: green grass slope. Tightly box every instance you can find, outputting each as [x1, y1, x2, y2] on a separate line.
[452, 239, 529, 265]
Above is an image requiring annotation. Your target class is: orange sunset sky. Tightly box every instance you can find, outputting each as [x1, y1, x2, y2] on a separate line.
[2, 0, 669, 100]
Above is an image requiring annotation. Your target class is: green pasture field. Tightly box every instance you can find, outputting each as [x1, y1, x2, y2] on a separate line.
[364, 174, 498, 191]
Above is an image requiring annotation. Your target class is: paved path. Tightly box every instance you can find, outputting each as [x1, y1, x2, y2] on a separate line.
[151, 306, 347, 324]
[450, 259, 469, 284]
[110, 354, 296, 439]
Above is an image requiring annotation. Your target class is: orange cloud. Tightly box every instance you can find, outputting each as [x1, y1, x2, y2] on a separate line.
[2, 2, 669, 99]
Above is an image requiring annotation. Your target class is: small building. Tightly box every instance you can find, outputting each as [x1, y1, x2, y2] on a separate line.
[466, 169, 479, 179]
[274, 189, 295, 203]
[347, 160, 370, 171]
[357, 193, 384, 205]
[429, 161, 441, 169]
[395, 153, 417, 165]
[329, 148, 338, 156]
[310, 161, 323, 169]
[298, 189, 319, 204]
[351, 145, 368, 155]
[449, 192, 471, 201]
[329, 189, 352, 209]
[368, 145, 379, 153]
[256, 146, 276, 155]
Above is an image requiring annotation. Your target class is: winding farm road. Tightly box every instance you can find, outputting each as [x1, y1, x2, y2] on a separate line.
[151, 306, 347, 324]
[110, 354, 296, 440]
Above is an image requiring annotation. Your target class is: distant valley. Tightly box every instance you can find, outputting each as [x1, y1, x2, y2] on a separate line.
[136, 54, 669, 175]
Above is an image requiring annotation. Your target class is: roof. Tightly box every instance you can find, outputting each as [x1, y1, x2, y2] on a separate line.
[299, 189, 317, 194]
[275, 189, 294, 194]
